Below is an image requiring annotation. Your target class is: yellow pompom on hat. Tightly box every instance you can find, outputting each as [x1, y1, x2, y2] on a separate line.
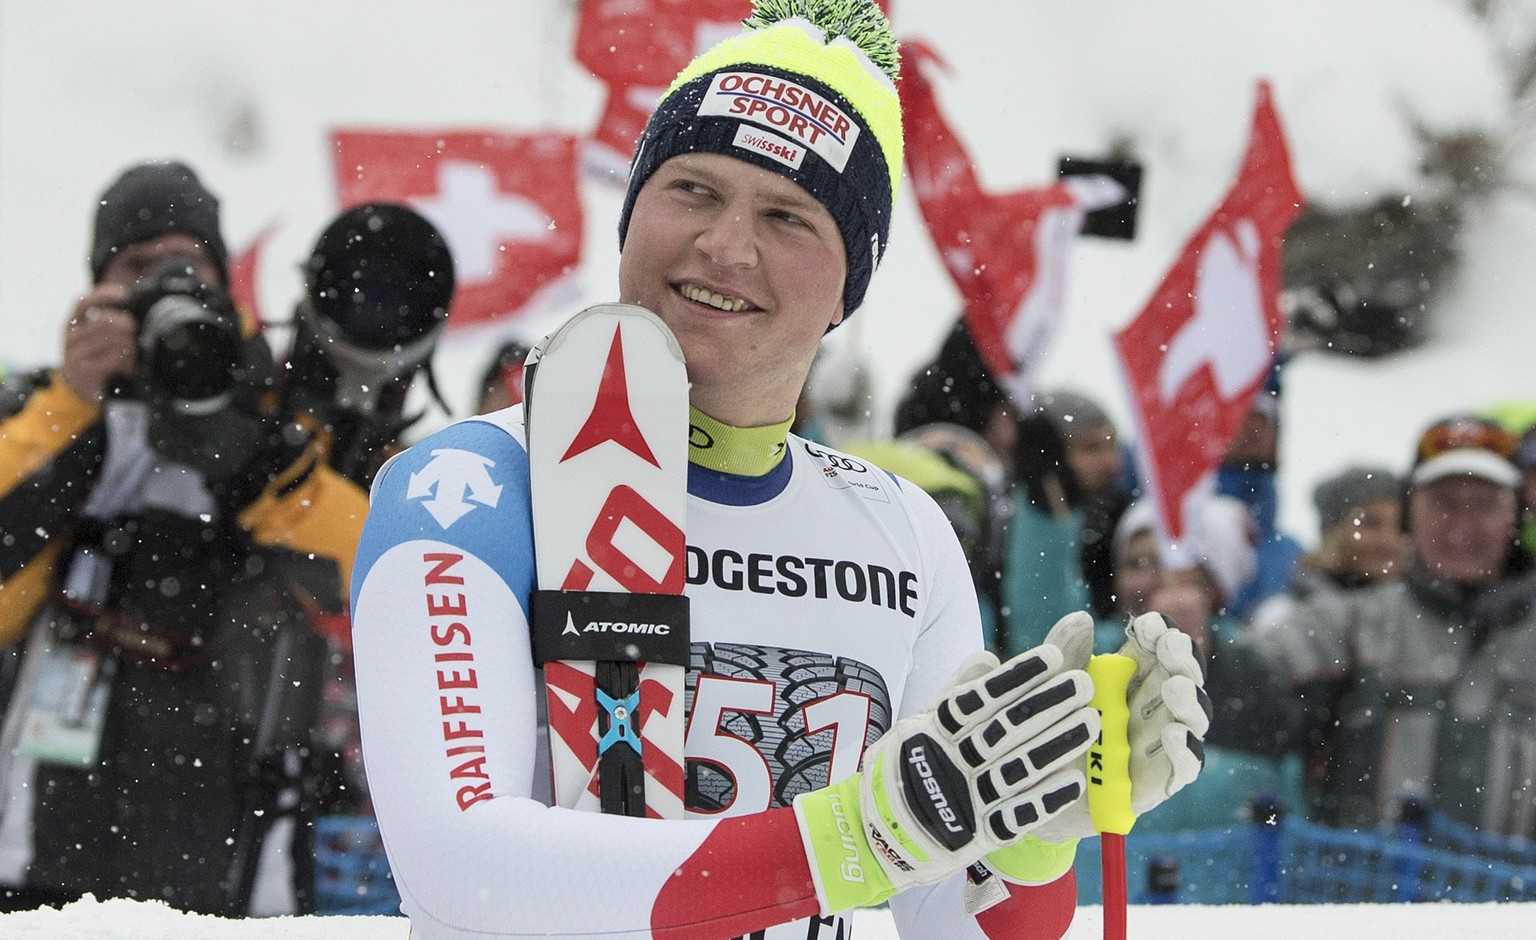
[618, 0, 903, 319]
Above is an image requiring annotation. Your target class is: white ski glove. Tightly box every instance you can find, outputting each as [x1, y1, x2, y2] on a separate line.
[794, 614, 1100, 914]
[1029, 610, 1211, 844]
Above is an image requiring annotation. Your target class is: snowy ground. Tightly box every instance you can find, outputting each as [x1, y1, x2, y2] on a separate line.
[4, 897, 1536, 939]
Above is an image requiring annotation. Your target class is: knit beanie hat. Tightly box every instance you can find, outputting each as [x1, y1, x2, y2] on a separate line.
[893, 317, 1003, 438]
[91, 161, 228, 283]
[617, 0, 903, 319]
[1312, 466, 1403, 532]
[1035, 389, 1113, 443]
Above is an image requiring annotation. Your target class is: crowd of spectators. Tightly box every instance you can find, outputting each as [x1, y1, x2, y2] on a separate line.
[828, 314, 1536, 845]
[2, 153, 1534, 921]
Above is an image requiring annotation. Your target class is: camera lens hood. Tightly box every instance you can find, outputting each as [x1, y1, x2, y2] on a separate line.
[304, 202, 455, 351]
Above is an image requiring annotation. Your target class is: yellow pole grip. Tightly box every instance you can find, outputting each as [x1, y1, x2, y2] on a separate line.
[1086, 653, 1137, 836]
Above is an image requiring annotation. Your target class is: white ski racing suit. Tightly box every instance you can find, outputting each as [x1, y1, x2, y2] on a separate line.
[350, 408, 1077, 938]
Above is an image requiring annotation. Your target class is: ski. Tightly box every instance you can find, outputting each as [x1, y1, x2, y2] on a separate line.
[524, 304, 690, 819]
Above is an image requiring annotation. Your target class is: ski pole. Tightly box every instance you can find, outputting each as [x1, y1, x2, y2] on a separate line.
[1086, 653, 1137, 940]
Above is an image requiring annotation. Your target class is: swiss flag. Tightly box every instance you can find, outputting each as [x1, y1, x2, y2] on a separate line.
[575, 0, 755, 174]
[330, 129, 583, 331]
[575, 0, 892, 175]
[1114, 82, 1303, 541]
[901, 41, 1123, 409]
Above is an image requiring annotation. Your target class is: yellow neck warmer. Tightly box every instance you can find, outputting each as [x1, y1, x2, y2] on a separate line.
[689, 407, 793, 477]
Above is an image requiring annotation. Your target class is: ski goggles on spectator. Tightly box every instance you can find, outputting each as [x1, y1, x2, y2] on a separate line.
[1415, 416, 1519, 464]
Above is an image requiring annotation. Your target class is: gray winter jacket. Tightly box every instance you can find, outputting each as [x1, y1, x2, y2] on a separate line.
[1207, 564, 1536, 836]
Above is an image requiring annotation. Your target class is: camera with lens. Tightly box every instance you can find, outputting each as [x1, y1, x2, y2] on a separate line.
[117, 256, 275, 482]
[123, 256, 246, 414]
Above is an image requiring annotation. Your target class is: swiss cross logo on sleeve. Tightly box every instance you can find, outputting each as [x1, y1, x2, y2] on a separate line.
[330, 129, 584, 330]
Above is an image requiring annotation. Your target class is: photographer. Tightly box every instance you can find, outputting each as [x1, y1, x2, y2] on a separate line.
[0, 161, 369, 915]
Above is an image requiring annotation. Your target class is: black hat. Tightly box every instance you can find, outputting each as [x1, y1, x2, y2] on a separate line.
[1035, 389, 1112, 443]
[893, 317, 1004, 438]
[303, 202, 455, 351]
[91, 161, 228, 283]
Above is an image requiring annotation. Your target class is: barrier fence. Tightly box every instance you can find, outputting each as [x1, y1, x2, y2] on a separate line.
[314, 816, 401, 916]
[312, 800, 1536, 915]
[1074, 799, 1536, 906]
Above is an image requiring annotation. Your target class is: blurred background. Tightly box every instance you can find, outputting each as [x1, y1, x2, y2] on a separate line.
[2, 0, 1534, 540]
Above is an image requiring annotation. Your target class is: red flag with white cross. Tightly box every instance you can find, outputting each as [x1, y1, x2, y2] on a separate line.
[330, 129, 584, 331]
[574, 0, 751, 174]
[901, 40, 1125, 409]
[575, 0, 892, 176]
[1113, 81, 1303, 541]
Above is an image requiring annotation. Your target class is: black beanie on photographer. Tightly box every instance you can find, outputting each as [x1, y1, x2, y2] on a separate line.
[90, 161, 229, 283]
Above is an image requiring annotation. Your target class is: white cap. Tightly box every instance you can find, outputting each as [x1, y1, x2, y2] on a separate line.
[1410, 448, 1521, 489]
[1112, 494, 1258, 606]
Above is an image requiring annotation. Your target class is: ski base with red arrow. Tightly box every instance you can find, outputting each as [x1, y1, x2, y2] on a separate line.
[524, 303, 691, 819]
